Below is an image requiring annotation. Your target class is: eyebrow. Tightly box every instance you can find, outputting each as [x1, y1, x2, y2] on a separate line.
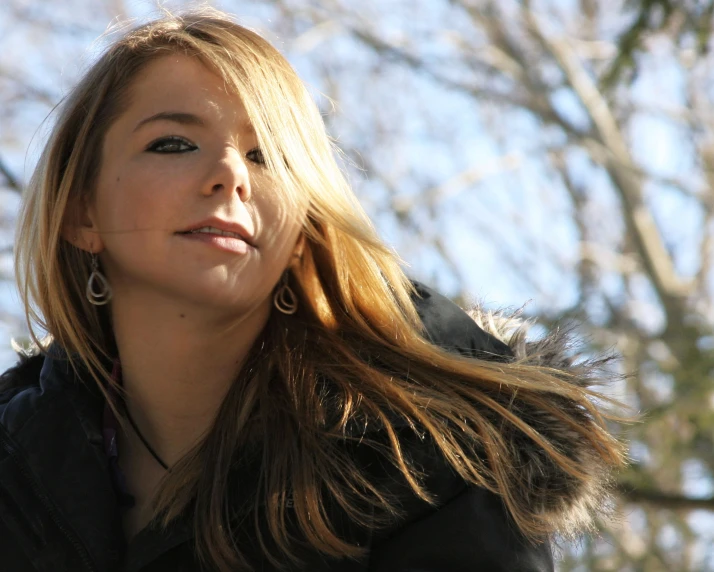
[133, 111, 206, 132]
[133, 111, 257, 136]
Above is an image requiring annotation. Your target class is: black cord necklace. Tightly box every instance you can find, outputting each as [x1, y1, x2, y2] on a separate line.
[124, 406, 169, 471]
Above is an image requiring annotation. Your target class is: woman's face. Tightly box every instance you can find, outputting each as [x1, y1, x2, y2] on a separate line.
[77, 54, 304, 317]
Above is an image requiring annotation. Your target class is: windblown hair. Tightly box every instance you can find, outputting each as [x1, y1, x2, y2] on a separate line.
[14, 7, 626, 572]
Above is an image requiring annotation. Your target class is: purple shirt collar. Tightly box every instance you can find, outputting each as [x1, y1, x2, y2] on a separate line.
[102, 361, 136, 509]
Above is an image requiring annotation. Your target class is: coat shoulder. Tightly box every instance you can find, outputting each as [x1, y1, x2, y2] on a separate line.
[0, 353, 46, 434]
[0, 353, 44, 401]
[409, 279, 513, 361]
[359, 427, 554, 571]
[371, 486, 554, 571]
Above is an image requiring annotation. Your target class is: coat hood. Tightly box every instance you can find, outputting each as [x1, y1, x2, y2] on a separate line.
[465, 303, 620, 541]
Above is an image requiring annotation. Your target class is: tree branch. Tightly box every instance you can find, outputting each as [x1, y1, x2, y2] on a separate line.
[618, 483, 714, 511]
[348, 25, 588, 142]
[524, 8, 691, 332]
[0, 156, 21, 193]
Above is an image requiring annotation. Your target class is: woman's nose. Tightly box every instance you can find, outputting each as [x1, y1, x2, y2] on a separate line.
[202, 148, 252, 202]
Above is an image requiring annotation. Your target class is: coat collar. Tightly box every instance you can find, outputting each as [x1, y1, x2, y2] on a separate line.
[0, 346, 125, 571]
[0, 346, 198, 572]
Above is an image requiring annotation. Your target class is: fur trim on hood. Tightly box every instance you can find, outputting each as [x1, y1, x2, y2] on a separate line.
[466, 303, 621, 541]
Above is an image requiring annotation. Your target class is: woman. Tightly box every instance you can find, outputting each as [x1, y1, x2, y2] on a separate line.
[0, 8, 625, 572]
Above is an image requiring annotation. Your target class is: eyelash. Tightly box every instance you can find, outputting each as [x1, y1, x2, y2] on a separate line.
[146, 136, 196, 154]
[146, 136, 266, 165]
[246, 148, 265, 165]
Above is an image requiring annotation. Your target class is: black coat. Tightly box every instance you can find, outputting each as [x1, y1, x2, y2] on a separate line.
[0, 282, 597, 571]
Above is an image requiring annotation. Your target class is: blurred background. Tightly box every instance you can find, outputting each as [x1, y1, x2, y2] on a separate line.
[1, 0, 713, 569]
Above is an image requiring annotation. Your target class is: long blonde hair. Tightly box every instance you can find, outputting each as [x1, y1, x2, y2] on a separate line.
[14, 8, 626, 571]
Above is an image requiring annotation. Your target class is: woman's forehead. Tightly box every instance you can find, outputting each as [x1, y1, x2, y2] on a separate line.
[118, 55, 255, 133]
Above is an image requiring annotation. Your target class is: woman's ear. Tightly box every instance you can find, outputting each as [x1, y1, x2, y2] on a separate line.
[61, 196, 105, 253]
[292, 233, 305, 261]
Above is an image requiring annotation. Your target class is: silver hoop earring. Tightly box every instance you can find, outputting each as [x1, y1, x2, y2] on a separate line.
[273, 272, 298, 315]
[86, 253, 113, 306]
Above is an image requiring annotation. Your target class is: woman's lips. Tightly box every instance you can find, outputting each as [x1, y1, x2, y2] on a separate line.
[177, 231, 254, 254]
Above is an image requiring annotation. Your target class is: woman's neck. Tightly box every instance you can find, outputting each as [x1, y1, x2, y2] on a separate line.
[110, 289, 273, 467]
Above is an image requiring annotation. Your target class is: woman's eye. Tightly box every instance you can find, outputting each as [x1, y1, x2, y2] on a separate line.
[246, 147, 266, 165]
[146, 137, 197, 154]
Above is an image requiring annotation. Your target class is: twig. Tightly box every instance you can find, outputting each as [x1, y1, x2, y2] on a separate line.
[0, 156, 21, 193]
